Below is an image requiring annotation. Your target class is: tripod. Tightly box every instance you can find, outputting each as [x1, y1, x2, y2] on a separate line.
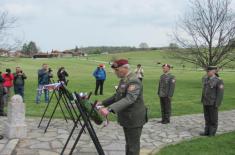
[38, 82, 82, 133]
[60, 91, 105, 155]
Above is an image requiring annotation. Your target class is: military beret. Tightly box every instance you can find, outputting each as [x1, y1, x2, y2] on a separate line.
[162, 64, 171, 68]
[207, 66, 217, 71]
[111, 59, 129, 68]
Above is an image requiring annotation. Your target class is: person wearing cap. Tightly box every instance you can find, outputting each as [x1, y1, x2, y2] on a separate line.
[157, 64, 176, 124]
[98, 59, 147, 155]
[2, 68, 14, 106]
[134, 64, 144, 81]
[200, 66, 224, 136]
[93, 64, 106, 95]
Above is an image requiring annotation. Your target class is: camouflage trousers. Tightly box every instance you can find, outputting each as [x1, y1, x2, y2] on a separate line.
[160, 97, 171, 122]
[123, 126, 143, 155]
[203, 105, 218, 135]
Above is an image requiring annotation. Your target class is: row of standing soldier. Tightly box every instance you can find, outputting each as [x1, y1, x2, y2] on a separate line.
[156, 63, 224, 137]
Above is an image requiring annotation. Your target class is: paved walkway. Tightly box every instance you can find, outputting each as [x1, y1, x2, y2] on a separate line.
[1, 110, 235, 155]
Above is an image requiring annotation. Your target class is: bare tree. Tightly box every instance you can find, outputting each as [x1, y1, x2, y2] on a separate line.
[0, 11, 19, 51]
[139, 42, 149, 49]
[172, 0, 235, 68]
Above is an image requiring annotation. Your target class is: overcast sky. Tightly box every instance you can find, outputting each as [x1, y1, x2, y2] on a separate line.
[0, 0, 234, 51]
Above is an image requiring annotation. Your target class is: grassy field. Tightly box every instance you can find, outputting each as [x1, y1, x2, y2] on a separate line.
[156, 131, 235, 155]
[1, 50, 235, 119]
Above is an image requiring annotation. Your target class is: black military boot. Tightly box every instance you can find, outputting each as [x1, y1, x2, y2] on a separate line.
[199, 132, 208, 136]
[200, 127, 209, 136]
[0, 112, 7, 116]
[208, 127, 217, 137]
[161, 118, 170, 124]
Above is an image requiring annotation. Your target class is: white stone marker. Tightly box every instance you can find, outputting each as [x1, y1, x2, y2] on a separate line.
[5, 95, 27, 139]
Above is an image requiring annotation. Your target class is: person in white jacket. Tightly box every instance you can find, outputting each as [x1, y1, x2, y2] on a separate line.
[134, 64, 144, 81]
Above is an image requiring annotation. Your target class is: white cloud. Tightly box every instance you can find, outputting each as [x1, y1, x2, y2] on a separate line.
[1, 0, 234, 51]
[1, 2, 40, 16]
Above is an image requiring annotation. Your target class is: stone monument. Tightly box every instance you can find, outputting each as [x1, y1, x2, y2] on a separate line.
[5, 95, 27, 139]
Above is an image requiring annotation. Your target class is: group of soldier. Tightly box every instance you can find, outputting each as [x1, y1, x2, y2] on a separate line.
[97, 59, 224, 155]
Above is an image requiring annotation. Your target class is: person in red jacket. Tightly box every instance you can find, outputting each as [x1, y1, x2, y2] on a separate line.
[2, 68, 14, 105]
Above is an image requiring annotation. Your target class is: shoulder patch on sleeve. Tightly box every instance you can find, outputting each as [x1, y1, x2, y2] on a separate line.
[219, 84, 224, 89]
[128, 84, 136, 91]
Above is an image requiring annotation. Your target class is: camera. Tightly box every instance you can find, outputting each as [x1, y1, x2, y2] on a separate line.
[48, 68, 53, 72]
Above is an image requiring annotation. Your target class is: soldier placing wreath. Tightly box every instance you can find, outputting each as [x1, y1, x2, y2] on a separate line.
[97, 59, 148, 155]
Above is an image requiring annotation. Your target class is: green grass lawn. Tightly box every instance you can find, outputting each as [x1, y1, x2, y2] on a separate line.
[156, 131, 235, 155]
[1, 50, 235, 119]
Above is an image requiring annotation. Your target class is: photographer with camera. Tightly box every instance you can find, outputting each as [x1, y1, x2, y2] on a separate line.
[13, 67, 27, 100]
[35, 64, 53, 104]
[57, 67, 69, 85]
[2, 68, 14, 107]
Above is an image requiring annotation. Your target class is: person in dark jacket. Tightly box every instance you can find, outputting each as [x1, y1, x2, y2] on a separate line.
[0, 72, 6, 140]
[35, 64, 53, 104]
[0, 74, 7, 116]
[13, 67, 27, 100]
[93, 64, 106, 95]
[57, 67, 69, 85]
[0, 77, 4, 137]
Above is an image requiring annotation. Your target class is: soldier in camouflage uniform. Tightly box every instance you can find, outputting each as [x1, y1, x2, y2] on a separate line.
[157, 64, 176, 124]
[99, 59, 147, 155]
[200, 66, 224, 136]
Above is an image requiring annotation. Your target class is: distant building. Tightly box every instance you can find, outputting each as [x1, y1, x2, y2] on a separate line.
[31, 49, 87, 59]
[101, 52, 109, 55]
[51, 50, 63, 58]
[62, 51, 73, 57]
[0, 49, 9, 57]
[33, 53, 52, 58]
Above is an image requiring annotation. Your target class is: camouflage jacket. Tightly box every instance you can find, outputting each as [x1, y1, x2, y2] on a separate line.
[102, 72, 147, 128]
[157, 73, 176, 97]
[201, 76, 224, 107]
